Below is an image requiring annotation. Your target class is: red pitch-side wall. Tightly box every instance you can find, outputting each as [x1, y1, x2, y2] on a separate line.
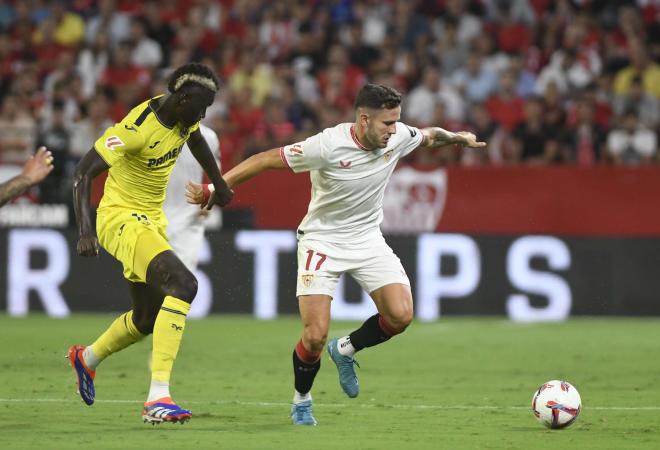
[225, 166, 660, 236]
[438, 166, 660, 236]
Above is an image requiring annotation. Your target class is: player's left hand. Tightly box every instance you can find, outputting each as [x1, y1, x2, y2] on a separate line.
[455, 132, 486, 148]
[77, 234, 99, 257]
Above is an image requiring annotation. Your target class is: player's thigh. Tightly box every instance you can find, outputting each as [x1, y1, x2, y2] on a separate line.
[298, 294, 332, 349]
[349, 238, 413, 325]
[350, 237, 411, 296]
[97, 210, 171, 283]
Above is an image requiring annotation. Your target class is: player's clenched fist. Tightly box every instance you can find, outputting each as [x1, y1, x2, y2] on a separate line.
[207, 185, 234, 209]
[77, 234, 100, 257]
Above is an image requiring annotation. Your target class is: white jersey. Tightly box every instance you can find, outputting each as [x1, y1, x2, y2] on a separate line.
[164, 124, 220, 270]
[280, 122, 423, 244]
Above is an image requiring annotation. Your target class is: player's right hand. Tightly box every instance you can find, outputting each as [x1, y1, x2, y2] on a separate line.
[207, 185, 234, 209]
[455, 131, 487, 148]
[77, 235, 100, 257]
[22, 146, 54, 184]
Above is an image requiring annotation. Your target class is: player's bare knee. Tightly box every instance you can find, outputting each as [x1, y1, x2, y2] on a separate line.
[305, 338, 326, 354]
[400, 308, 414, 329]
[147, 252, 198, 302]
[167, 271, 198, 303]
[303, 328, 327, 353]
[384, 309, 413, 334]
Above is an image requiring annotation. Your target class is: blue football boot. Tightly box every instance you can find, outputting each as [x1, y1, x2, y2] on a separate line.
[327, 338, 360, 398]
[290, 400, 317, 426]
[67, 345, 96, 406]
[142, 397, 192, 424]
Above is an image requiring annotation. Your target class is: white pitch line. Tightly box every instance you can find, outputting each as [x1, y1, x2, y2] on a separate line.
[0, 398, 659, 411]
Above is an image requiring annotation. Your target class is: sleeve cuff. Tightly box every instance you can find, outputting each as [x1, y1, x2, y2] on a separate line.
[279, 146, 293, 171]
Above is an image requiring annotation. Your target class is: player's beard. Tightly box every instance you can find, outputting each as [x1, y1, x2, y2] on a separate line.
[365, 129, 388, 150]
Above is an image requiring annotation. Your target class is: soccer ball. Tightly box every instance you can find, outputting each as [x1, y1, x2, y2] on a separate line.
[531, 380, 582, 429]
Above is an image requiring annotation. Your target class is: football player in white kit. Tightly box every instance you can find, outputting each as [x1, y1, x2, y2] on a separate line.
[186, 84, 485, 425]
[164, 123, 220, 271]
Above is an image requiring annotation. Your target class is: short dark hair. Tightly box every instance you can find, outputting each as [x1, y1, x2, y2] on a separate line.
[354, 84, 402, 110]
[167, 63, 220, 94]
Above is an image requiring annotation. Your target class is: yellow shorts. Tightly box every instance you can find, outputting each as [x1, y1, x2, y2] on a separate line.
[97, 208, 172, 283]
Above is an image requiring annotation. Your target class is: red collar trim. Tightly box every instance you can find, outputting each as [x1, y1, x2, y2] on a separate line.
[350, 125, 369, 151]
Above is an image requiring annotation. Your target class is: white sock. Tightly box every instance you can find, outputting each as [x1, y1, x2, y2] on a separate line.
[337, 336, 355, 356]
[293, 390, 311, 404]
[82, 346, 101, 371]
[147, 380, 171, 403]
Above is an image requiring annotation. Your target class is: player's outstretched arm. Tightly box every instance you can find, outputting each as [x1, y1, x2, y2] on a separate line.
[420, 127, 486, 148]
[186, 148, 285, 207]
[0, 146, 53, 208]
[72, 149, 109, 257]
[187, 128, 233, 208]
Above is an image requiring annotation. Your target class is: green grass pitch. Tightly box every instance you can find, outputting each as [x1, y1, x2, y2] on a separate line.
[1, 315, 659, 449]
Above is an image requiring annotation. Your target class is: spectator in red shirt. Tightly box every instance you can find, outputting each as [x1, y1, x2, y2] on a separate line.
[228, 86, 265, 142]
[98, 40, 151, 107]
[184, 5, 220, 57]
[499, 27, 532, 55]
[253, 98, 296, 148]
[486, 68, 525, 131]
[318, 45, 366, 109]
[221, 1, 251, 41]
[565, 82, 612, 130]
[604, 6, 644, 70]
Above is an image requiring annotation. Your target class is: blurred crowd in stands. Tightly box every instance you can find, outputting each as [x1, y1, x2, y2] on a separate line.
[0, 0, 659, 205]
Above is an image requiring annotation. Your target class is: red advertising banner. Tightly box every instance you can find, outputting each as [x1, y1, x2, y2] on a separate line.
[225, 166, 660, 236]
[438, 166, 660, 236]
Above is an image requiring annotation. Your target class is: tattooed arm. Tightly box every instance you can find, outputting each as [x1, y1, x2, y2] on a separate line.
[420, 127, 486, 148]
[0, 175, 33, 207]
[0, 147, 53, 207]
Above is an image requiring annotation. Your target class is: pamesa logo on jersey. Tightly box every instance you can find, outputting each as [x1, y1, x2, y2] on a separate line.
[148, 146, 182, 168]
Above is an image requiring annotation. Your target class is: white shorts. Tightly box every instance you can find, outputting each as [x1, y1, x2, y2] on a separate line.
[296, 235, 410, 298]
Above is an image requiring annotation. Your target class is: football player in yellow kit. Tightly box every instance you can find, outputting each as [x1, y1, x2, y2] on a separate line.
[68, 63, 233, 424]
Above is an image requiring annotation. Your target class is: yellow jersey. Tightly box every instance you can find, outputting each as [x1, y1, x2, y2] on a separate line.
[94, 96, 200, 215]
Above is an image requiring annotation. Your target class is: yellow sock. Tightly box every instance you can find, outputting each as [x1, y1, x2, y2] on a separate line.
[89, 311, 145, 365]
[151, 296, 191, 383]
